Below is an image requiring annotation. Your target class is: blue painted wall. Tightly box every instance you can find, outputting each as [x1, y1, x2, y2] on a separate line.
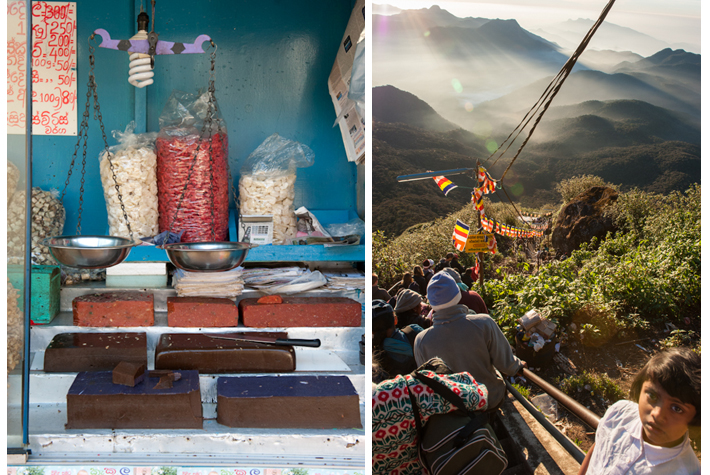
[31, 0, 359, 235]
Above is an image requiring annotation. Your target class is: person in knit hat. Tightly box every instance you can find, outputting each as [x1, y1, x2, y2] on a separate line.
[441, 267, 488, 315]
[422, 259, 435, 287]
[413, 271, 527, 409]
[394, 289, 431, 330]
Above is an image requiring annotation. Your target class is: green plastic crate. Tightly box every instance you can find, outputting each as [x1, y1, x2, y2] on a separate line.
[7, 264, 61, 325]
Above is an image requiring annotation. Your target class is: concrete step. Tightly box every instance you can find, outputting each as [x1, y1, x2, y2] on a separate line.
[9, 371, 366, 465]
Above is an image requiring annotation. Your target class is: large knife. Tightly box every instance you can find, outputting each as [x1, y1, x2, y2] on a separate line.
[209, 334, 321, 348]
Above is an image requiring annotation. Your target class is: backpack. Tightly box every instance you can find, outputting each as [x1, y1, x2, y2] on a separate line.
[407, 371, 508, 475]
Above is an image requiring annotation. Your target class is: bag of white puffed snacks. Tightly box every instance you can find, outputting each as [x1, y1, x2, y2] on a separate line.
[98, 121, 159, 239]
[238, 134, 314, 245]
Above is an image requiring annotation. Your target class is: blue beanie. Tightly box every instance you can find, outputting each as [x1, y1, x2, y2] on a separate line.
[427, 271, 462, 310]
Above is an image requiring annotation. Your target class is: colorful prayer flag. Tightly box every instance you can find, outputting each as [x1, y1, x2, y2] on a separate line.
[452, 219, 470, 252]
[434, 176, 457, 196]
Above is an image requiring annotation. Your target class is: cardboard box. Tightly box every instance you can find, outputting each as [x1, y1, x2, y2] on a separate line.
[328, 0, 365, 163]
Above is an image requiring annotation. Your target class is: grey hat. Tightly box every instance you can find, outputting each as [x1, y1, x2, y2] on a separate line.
[442, 267, 462, 283]
[394, 289, 422, 313]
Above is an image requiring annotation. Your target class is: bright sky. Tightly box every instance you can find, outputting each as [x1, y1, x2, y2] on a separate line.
[376, 0, 701, 49]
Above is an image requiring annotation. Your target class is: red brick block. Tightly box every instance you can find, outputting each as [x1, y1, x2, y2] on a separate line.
[239, 297, 362, 327]
[167, 297, 239, 327]
[73, 292, 154, 327]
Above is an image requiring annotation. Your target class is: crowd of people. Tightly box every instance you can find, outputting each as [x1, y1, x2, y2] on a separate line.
[372, 252, 701, 474]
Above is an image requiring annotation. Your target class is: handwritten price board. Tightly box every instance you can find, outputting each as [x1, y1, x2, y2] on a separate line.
[7, 1, 77, 135]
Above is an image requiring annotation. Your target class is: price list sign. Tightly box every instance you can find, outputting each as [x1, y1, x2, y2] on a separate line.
[7, 1, 77, 135]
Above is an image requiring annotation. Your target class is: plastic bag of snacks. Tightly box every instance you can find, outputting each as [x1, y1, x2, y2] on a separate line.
[7, 188, 66, 265]
[156, 90, 230, 242]
[99, 121, 159, 239]
[7, 161, 20, 206]
[239, 134, 315, 244]
[7, 279, 23, 376]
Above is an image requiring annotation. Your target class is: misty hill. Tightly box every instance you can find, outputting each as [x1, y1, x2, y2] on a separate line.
[577, 50, 643, 73]
[373, 4, 489, 32]
[373, 89, 700, 236]
[614, 49, 700, 82]
[426, 20, 562, 62]
[374, 8, 573, 128]
[474, 62, 700, 124]
[533, 18, 676, 57]
[373, 85, 458, 132]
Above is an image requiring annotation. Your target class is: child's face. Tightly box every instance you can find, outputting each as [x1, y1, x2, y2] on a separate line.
[638, 379, 696, 447]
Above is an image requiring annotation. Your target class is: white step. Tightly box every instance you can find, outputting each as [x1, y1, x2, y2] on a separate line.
[19, 282, 367, 467]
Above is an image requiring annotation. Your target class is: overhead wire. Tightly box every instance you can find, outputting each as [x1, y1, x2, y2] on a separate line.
[482, 0, 617, 177]
[475, 0, 617, 234]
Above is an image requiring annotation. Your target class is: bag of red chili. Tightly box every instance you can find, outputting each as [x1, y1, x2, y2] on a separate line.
[156, 90, 230, 242]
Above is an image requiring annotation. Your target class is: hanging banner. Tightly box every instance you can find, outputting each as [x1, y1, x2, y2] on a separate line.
[434, 176, 458, 196]
[7, 1, 78, 135]
[464, 232, 496, 253]
[452, 219, 469, 251]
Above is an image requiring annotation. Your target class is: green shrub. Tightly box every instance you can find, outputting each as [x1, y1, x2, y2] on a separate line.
[555, 174, 619, 203]
[559, 371, 626, 404]
[374, 185, 700, 339]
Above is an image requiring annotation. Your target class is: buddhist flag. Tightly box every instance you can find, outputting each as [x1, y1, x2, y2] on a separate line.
[452, 219, 470, 252]
[434, 176, 457, 196]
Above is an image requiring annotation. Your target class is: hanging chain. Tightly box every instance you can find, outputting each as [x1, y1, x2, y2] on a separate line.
[60, 36, 133, 239]
[166, 42, 219, 243]
[90, 37, 134, 240]
[206, 45, 217, 241]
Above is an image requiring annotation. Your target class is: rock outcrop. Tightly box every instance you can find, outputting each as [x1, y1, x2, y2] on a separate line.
[551, 186, 619, 256]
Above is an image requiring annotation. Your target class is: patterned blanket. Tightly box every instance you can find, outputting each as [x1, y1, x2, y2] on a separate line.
[372, 370, 488, 475]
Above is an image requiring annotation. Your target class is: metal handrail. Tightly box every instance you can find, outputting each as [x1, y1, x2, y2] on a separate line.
[522, 368, 600, 430]
[506, 380, 586, 464]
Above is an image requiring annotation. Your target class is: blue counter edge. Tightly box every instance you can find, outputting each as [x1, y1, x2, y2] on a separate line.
[124, 209, 365, 263]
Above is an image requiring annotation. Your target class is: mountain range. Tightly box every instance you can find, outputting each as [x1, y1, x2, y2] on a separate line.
[372, 6, 700, 237]
[373, 85, 700, 237]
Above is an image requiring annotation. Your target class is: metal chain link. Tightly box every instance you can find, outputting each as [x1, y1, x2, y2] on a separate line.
[89, 39, 134, 240]
[60, 36, 133, 239]
[166, 42, 219, 243]
[206, 47, 217, 241]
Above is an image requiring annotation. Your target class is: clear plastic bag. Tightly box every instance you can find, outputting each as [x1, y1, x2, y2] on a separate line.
[7, 188, 66, 265]
[325, 217, 365, 239]
[239, 134, 314, 244]
[157, 90, 230, 242]
[7, 161, 20, 206]
[99, 121, 159, 239]
[7, 279, 23, 376]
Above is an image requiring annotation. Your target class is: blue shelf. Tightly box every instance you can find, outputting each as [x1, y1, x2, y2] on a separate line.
[124, 209, 364, 263]
[245, 244, 365, 263]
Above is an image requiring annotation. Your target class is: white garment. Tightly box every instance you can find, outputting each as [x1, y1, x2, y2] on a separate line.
[587, 400, 700, 475]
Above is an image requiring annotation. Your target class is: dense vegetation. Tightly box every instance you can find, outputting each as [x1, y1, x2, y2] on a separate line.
[374, 178, 700, 350]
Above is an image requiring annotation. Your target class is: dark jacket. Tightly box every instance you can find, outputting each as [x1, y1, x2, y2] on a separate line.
[374, 325, 423, 380]
[450, 258, 465, 274]
[372, 285, 391, 302]
[395, 308, 432, 330]
[434, 258, 450, 272]
[462, 270, 475, 288]
[459, 289, 488, 315]
[413, 275, 427, 296]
